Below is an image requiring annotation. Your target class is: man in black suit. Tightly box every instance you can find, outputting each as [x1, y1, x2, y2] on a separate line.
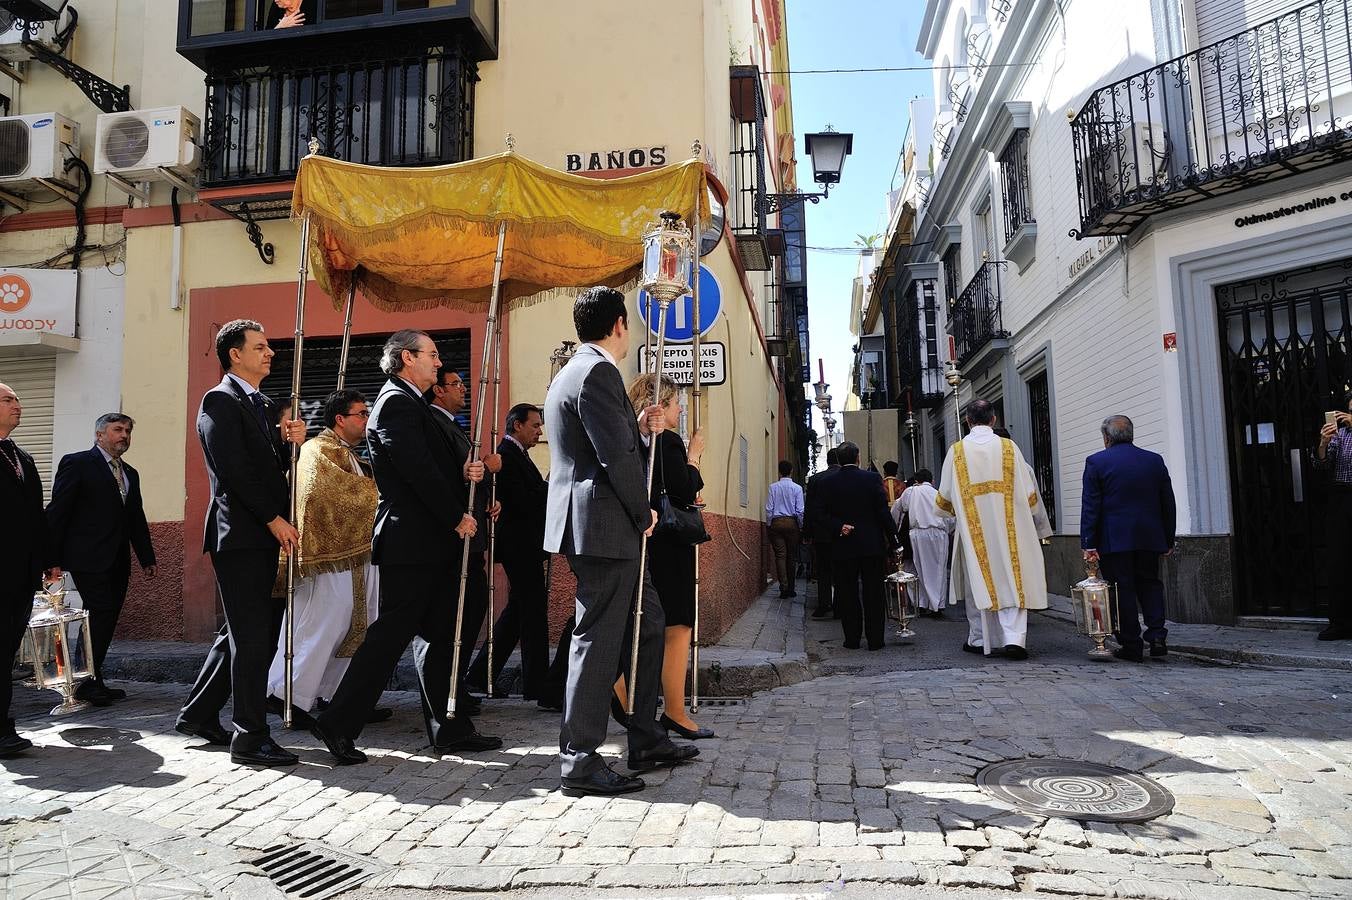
[468, 403, 552, 706]
[804, 447, 841, 618]
[175, 319, 305, 767]
[822, 441, 897, 651]
[312, 330, 501, 764]
[0, 382, 59, 758]
[47, 413, 157, 706]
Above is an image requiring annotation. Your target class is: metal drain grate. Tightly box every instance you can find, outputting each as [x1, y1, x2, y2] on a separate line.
[1228, 724, 1268, 733]
[687, 697, 747, 707]
[252, 843, 384, 899]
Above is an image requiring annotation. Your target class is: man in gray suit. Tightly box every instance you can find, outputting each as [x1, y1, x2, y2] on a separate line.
[544, 286, 699, 796]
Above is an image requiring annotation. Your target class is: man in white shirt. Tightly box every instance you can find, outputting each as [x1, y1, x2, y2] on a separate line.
[891, 468, 952, 615]
[764, 460, 805, 599]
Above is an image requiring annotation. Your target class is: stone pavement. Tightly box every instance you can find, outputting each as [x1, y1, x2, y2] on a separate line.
[5, 580, 1352, 899]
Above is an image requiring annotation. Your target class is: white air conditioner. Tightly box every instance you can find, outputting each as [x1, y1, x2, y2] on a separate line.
[0, 112, 78, 190]
[1090, 122, 1168, 202]
[0, 13, 61, 64]
[94, 106, 200, 180]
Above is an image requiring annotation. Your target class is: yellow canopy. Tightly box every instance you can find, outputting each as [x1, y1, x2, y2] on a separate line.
[291, 151, 709, 311]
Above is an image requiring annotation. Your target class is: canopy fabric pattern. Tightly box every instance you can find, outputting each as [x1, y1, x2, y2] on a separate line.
[291, 151, 709, 311]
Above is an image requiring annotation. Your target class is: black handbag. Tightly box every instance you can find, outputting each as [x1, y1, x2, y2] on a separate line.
[653, 436, 711, 545]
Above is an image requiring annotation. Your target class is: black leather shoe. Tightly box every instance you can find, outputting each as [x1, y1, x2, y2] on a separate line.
[433, 731, 503, 753]
[1113, 645, 1144, 663]
[610, 696, 631, 730]
[267, 696, 317, 730]
[367, 707, 393, 724]
[867, 643, 885, 651]
[75, 682, 113, 707]
[175, 719, 231, 746]
[961, 642, 984, 654]
[537, 697, 564, 712]
[231, 740, 298, 767]
[0, 733, 34, 758]
[1003, 644, 1029, 661]
[660, 714, 716, 740]
[843, 641, 861, 650]
[97, 683, 127, 701]
[456, 694, 482, 717]
[311, 721, 367, 765]
[1317, 625, 1352, 641]
[1149, 640, 1168, 658]
[560, 765, 645, 797]
[812, 607, 833, 619]
[628, 740, 699, 772]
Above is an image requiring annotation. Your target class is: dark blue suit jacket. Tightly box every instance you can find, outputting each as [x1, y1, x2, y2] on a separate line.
[46, 446, 155, 572]
[821, 465, 898, 561]
[198, 377, 290, 553]
[1080, 442, 1177, 554]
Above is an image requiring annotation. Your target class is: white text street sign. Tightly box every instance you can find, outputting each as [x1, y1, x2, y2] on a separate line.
[641, 341, 726, 386]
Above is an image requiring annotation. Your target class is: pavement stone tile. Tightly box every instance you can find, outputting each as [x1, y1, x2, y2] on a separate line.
[938, 865, 1017, 889]
[1023, 871, 1112, 895]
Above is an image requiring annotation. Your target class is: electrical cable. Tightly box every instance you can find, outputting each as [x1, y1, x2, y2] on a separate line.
[719, 312, 752, 562]
[764, 62, 1039, 75]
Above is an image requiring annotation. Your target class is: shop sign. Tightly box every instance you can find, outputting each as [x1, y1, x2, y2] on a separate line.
[1068, 236, 1116, 283]
[640, 341, 727, 386]
[565, 146, 668, 173]
[0, 267, 77, 339]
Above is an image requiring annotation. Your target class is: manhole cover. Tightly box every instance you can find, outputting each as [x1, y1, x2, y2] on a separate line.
[975, 758, 1175, 823]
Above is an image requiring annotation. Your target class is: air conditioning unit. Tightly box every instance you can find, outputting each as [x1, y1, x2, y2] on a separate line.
[94, 106, 200, 181]
[0, 111, 78, 190]
[1089, 122, 1168, 205]
[0, 11, 62, 64]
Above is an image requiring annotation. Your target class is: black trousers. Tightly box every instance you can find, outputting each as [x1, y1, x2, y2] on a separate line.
[814, 541, 835, 612]
[318, 557, 476, 748]
[1327, 489, 1352, 629]
[457, 550, 489, 694]
[1100, 550, 1167, 649]
[2, 561, 40, 738]
[69, 550, 131, 682]
[179, 549, 283, 751]
[833, 554, 886, 649]
[467, 553, 549, 698]
[541, 613, 574, 709]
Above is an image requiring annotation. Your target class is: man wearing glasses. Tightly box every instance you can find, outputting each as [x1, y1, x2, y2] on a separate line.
[265, 389, 387, 726]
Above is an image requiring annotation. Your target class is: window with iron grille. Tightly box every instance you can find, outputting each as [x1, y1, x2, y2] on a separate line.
[941, 244, 961, 307]
[739, 434, 749, 508]
[998, 128, 1034, 239]
[1026, 369, 1057, 530]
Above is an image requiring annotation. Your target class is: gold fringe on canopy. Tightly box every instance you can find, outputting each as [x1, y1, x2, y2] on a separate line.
[291, 151, 710, 311]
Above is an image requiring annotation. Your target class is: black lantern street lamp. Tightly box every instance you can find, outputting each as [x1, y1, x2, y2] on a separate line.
[764, 126, 855, 214]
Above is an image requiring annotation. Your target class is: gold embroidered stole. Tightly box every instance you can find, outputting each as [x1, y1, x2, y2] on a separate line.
[953, 438, 1027, 611]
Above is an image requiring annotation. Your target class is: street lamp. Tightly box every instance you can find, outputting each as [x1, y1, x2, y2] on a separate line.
[765, 125, 855, 213]
[813, 359, 834, 454]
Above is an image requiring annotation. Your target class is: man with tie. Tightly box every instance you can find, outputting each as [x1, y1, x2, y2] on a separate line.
[175, 319, 305, 767]
[0, 382, 59, 758]
[46, 413, 157, 706]
[312, 331, 501, 764]
[468, 403, 552, 706]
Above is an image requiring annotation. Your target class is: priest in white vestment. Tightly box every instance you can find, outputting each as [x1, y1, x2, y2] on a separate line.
[893, 469, 953, 614]
[267, 391, 380, 713]
[935, 400, 1053, 658]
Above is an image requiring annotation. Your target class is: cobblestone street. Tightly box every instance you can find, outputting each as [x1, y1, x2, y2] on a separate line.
[4, 594, 1352, 899]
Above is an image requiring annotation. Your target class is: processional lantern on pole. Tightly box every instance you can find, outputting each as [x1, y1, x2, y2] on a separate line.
[883, 559, 918, 641]
[627, 209, 694, 714]
[1071, 560, 1119, 660]
[21, 575, 95, 715]
[548, 341, 577, 386]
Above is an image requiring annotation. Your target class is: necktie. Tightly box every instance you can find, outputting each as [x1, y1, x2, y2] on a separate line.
[249, 392, 271, 434]
[109, 457, 127, 502]
[0, 439, 21, 482]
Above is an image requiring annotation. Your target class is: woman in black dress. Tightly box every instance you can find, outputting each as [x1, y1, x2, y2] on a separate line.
[616, 373, 713, 739]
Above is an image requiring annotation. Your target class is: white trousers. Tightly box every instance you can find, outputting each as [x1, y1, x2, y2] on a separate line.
[909, 528, 949, 611]
[267, 565, 379, 710]
[965, 591, 1028, 654]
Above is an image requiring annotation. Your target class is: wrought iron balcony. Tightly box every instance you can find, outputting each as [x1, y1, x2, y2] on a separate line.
[891, 277, 946, 409]
[947, 261, 1008, 370]
[729, 65, 770, 270]
[1071, 0, 1352, 237]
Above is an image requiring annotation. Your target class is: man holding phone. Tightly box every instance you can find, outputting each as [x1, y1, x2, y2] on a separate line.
[1314, 402, 1352, 641]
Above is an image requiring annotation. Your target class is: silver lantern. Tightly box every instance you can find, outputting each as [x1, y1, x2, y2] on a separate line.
[23, 575, 96, 715]
[884, 559, 919, 641]
[640, 211, 694, 305]
[1071, 560, 1119, 660]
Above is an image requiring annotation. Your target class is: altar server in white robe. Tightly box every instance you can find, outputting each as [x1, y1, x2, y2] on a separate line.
[267, 390, 380, 714]
[894, 469, 952, 614]
[936, 399, 1053, 659]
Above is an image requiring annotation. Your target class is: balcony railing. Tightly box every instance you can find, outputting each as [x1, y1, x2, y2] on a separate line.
[891, 277, 946, 409]
[729, 65, 770, 270]
[948, 261, 1008, 368]
[201, 37, 476, 190]
[1071, 0, 1352, 237]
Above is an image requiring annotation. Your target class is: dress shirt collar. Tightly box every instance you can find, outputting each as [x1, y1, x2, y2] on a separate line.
[431, 403, 459, 424]
[966, 425, 996, 443]
[225, 372, 259, 397]
[583, 342, 618, 369]
[505, 434, 525, 452]
[95, 445, 118, 465]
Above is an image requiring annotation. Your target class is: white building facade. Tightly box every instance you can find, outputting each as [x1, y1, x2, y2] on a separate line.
[873, 0, 1352, 624]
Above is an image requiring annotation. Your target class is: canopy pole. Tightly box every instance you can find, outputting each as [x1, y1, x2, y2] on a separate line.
[335, 281, 357, 390]
[450, 220, 508, 717]
[283, 210, 314, 729]
[688, 157, 704, 715]
[485, 299, 504, 697]
[628, 297, 670, 715]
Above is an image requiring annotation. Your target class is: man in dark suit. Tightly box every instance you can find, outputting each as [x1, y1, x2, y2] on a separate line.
[46, 413, 157, 706]
[804, 448, 841, 618]
[312, 330, 500, 765]
[822, 441, 897, 651]
[544, 286, 697, 796]
[176, 320, 305, 767]
[468, 403, 553, 706]
[0, 382, 59, 758]
[1081, 414, 1178, 663]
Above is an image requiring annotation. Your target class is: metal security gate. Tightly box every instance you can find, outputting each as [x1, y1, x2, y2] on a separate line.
[1217, 258, 1352, 617]
[1027, 370, 1057, 531]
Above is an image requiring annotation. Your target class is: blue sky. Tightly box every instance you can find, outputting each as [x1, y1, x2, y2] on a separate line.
[785, 0, 932, 448]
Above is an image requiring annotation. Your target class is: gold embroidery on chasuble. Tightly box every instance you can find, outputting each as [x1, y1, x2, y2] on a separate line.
[336, 568, 368, 658]
[936, 492, 954, 514]
[1001, 439, 1027, 610]
[955, 443, 1001, 610]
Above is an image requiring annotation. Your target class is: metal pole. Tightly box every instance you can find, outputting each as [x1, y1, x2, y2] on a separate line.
[449, 221, 508, 717]
[335, 281, 357, 390]
[485, 304, 504, 697]
[283, 211, 314, 729]
[627, 296, 670, 715]
[688, 167, 704, 715]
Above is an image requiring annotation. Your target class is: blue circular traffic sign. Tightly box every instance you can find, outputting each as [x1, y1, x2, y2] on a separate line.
[638, 263, 721, 341]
